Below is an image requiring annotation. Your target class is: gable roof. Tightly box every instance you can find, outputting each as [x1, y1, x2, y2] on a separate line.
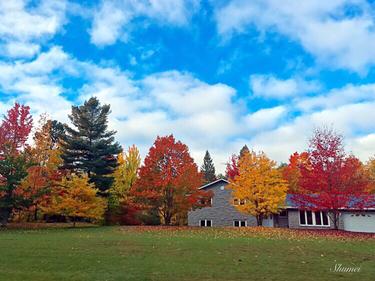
[198, 178, 229, 190]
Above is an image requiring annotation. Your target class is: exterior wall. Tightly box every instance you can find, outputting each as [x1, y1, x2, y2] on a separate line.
[274, 214, 289, 228]
[188, 181, 257, 227]
[288, 209, 336, 229]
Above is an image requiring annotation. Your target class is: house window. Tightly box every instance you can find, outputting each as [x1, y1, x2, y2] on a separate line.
[233, 220, 247, 227]
[200, 198, 212, 207]
[233, 198, 245, 205]
[199, 219, 212, 227]
[279, 210, 287, 217]
[299, 210, 330, 227]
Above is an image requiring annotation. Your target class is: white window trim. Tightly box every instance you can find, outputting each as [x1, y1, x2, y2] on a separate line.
[233, 198, 246, 206]
[233, 220, 247, 227]
[199, 219, 212, 227]
[299, 210, 330, 227]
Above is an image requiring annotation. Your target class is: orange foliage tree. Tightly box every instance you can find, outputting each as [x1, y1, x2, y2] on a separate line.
[131, 135, 210, 225]
[41, 174, 106, 226]
[282, 152, 309, 193]
[17, 116, 63, 221]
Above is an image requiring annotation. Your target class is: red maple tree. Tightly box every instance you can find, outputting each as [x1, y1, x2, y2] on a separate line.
[225, 154, 239, 180]
[131, 135, 210, 225]
[0, 103, 33, 225]
[0, 103, 33, 154]
[292, 128, 372, 229]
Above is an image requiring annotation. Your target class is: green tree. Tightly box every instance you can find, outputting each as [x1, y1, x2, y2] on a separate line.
[61, 97, 121, 193]
[200, 150, 216, 183]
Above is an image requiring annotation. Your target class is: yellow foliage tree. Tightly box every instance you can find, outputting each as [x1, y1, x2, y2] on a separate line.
[364, 157, 375, 193]
[110, 145, 141, 205]
[41, 174, 106, 226]
[228, 150, 288, 226]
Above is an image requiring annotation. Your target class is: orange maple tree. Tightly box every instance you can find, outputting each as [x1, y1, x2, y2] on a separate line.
[282, 151, 309, 193]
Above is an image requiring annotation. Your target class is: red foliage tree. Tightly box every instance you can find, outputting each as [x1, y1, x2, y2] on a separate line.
[225, 154, 239, 180]
[131, 135, 210, 225]
[0, 103, 33, 153]
[0, 103, 33, 225]
[292, 128, 372, 229]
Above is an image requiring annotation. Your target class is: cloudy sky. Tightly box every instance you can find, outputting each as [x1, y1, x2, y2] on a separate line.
[1, 0, 375, 173]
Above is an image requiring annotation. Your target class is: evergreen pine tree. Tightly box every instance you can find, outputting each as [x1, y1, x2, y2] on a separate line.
[239, 145, 250, 158]
[61, 97, 122, 193]
[200, 150, 216, 183]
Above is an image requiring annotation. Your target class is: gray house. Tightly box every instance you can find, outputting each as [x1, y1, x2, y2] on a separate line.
[188, 179, 375, 233]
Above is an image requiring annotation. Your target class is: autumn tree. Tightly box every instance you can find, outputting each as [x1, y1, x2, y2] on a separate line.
[61, 97, 122, 193]
[225, 154, 239, 180]
[283, 152, 309, 193]
[364, 157, 375, 193]
[228, 150, 288, 226]
[293, 128, 372, 229]
[111, 145, 141, 200]
[131, 135, 210, 225]
[41, 174, 106, 226]
[18, 116, 63, 221]
[0, 103, 33, 226]
[225, 145, 249, 180]
[108, 145, 141, 223]
[200, 150, 216, 184]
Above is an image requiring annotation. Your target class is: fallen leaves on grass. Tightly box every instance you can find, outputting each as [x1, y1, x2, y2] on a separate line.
[119, 226, 375, 242]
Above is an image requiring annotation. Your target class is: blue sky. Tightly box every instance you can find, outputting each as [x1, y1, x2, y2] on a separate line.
[1, 0, 375, 172]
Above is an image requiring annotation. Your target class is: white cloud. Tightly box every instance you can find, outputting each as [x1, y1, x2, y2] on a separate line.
[297, 83, 375, 112]
[0, 0, 67, 58]
[90, 0, 200, 46]
[249, 97, 375, 164]
[215, 0, 375, 72]
[245, 106, 287, 131]
[250, 74, 319, 99]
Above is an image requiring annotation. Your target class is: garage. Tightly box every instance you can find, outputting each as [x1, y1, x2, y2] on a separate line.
[342, 212, 375, 233]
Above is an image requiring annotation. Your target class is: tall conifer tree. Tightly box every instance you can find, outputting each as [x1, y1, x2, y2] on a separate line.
[201, 150, 216, 183]
[239, 145, 250, 159]
[61, 97, 121, 193]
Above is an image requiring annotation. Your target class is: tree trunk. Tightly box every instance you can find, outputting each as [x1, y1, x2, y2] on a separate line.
[0, 208, 11, 227]
[34, 204, 38, 221]
[164, 212, 172, 225]
[256, 215, 263, 226]
[332, 211, 339, 230]
[72, 217, 76, 227]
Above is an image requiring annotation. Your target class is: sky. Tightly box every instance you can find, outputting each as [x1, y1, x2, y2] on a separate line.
[1, 0, 375, 173]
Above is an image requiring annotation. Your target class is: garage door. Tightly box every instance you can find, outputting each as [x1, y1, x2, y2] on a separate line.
[342, 213, 375, 233]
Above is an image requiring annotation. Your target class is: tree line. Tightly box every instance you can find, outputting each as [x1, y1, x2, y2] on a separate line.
[0, 97, 374, 227]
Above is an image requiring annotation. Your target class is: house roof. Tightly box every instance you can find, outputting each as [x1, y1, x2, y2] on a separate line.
[285, 194, 375, 210]
[198, 178, 229, 190]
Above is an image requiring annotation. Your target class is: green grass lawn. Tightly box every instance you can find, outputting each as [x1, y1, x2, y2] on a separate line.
[0, 226, 374, 281]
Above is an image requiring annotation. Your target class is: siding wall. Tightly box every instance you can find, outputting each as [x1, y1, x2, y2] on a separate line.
[188, 182, 257, 227]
